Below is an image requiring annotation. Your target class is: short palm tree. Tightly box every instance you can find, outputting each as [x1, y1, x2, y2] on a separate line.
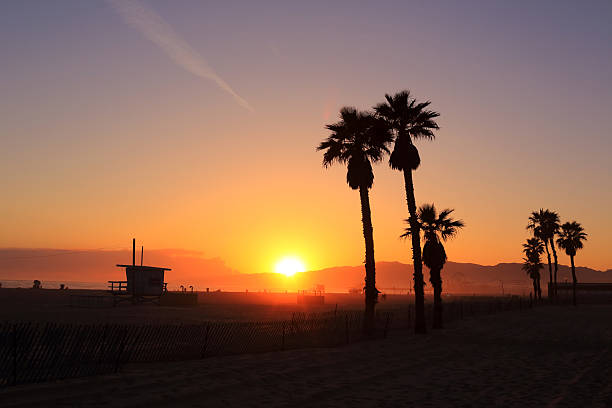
[527, 209, 560, 298]
[522, 237, 545, 299]
[522, 254, 543, 301]
[556, 221, 588, 306]
[374, 91, 440, 334]
[318, 107, 392, 333]
[402, 204, 464, 329]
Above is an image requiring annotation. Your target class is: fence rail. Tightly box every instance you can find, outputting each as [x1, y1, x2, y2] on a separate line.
[0, 296, 546, 387]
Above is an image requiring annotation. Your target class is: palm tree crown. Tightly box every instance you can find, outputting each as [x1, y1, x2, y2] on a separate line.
[402, 204, 464, 244]
[556, 222, 588, 257]
[523, 237, 545, 259]
[527, 209, 560, 242]
[374, 90, 439, 171]
[401, 204, 464, 271]
[318, 107, 392, 189]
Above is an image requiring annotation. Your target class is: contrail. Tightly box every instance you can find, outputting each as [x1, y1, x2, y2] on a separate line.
[107, 0, 253, 111]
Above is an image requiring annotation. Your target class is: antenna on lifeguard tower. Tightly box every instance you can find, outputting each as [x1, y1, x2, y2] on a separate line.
[132, 238, 136, 266]
[141, 246, 144, 266]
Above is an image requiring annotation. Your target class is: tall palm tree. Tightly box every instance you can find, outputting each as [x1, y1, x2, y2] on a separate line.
[522, 237, 545, 299]
[556, 221, 588, 306]
[527, 209, 560, 298]
[544, 211, 561, 296]
[318, 107, 392, 333]
[374, 91, 440, 334]
[402, 204, 464, 329]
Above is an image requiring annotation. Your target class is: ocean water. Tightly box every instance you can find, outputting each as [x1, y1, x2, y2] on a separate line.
[0, 280, 107, 290]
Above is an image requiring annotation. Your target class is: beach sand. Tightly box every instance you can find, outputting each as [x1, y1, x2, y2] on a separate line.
[0, 288, 416, 323]
[1, 305, 611, 407]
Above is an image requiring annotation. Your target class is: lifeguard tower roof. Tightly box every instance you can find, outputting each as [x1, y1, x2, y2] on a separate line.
[116, 265, 172, 271]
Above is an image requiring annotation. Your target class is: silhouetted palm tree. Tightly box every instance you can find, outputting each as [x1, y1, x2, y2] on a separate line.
[527, 209, 560, 298]
[545, 211, 561, 295]
[556, 221, 588, 306]
[374, 91, 440, 334]
[522, 255, 543, 301]
[318, 107, 392, 333]
[522, 237, 545, 299]
[402, 204, 464, 329]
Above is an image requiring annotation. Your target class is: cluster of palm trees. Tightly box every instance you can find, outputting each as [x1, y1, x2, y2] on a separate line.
[524, 209, 588, 305]
[318, 91, 463, 334]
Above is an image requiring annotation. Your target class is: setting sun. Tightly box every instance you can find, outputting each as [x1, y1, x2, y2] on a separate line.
[274, 257, 306, 277]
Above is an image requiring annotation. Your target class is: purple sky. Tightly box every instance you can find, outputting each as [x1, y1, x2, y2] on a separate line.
[1, 0, 611, 273]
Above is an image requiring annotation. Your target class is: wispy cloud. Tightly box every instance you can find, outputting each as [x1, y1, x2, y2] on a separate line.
[107, 0, 253, 111]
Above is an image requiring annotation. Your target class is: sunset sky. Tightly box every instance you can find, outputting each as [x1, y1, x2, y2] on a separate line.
[1, 0, 611, 275]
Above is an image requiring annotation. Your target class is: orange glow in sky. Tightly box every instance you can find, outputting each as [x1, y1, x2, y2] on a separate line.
[274, 257, 306, 277]
[1, 2, 611, 275]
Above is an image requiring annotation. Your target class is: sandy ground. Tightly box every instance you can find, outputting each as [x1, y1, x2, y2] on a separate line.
[1, 305, 611, 407]
[0, 288, 396, 323]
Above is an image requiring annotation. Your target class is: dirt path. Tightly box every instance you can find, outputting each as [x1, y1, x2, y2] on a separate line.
[2, 305, 611, 407]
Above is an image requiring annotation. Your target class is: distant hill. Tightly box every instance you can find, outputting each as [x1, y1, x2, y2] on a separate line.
[298, 261, 612, 295]
[1, 248, 610, 294]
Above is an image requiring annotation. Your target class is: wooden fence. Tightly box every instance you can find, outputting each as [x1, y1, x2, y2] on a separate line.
[0, 296, 537, 387]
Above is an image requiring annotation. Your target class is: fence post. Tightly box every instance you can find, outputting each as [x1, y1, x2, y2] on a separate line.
[460, 301, 463, 320]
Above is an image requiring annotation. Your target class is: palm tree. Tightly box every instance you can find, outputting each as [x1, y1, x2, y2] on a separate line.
[522, 254, 543, 301]
[527, 209, 560, 298]
[522, 237, 545, 299]
[317, 107, 392, 333]
[556, 221, 588, 306]
[374, 91, 440, 334]
[402, 204, 464, 329]
[545, 211, 561, 296]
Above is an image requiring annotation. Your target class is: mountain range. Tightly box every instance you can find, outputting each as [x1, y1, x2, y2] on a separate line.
[1, 248, 611, 294]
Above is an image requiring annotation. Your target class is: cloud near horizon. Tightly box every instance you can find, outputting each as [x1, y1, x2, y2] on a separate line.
[107, 0, 253, 111]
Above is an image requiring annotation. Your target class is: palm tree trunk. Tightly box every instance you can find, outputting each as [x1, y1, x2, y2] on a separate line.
[430, 267, 443, 329]
[532, 279, 538, 301]
[403, 169, 426, 334]
[570, 255, 577, 307]
[536, 275, 542, 300]
[359, 186, 377, 334]
[544, 241, 553, 298]
[550, 238, 559, 297]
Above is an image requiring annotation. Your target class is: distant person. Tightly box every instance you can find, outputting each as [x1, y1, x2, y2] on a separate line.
[33, 280, 41, 289]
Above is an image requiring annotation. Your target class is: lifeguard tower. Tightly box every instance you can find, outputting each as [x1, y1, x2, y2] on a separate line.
[108, 239, 171, 305]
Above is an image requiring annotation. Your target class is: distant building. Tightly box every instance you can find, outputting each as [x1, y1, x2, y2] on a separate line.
[550, 282, 612, 303]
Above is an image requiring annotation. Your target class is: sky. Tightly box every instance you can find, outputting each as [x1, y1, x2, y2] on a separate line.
[1, 0, 611, 275]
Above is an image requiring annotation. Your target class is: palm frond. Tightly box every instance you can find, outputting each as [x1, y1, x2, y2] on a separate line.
[401, 203, 464, 243]
[556, 221, 587, 257]
[318, 107, 392, 189]
[373, 90, 440, 170]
